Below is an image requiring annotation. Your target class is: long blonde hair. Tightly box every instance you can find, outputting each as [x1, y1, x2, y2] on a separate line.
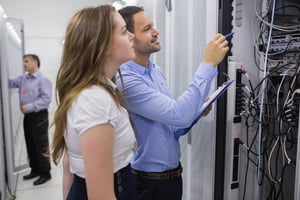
[52, 5, 123, 165]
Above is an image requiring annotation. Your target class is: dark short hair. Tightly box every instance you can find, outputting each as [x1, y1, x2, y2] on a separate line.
[23, 54, 40, 68]
[118, 6, 144, 33]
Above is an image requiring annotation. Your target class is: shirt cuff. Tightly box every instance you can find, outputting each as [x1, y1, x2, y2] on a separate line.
[195, 62, 218, 80]
[26, 103, 34, 113]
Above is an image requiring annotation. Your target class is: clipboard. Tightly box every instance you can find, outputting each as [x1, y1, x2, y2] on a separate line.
[174, 79, 234, 139]
[199, 79, 234, 114]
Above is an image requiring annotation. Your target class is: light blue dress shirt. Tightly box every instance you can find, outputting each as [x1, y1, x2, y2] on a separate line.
[117, 60, 217, 172]
[8, 71, 52, 113]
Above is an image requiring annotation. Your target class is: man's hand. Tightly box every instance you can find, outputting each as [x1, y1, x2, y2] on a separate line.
[203, 33, 229, 67]
[202, 97, 212, 116]
[202, 105, 212, 116]
[21, 105, 27, 113]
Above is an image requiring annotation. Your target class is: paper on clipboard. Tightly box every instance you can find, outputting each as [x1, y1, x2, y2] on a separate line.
[199, 79, 235, 114]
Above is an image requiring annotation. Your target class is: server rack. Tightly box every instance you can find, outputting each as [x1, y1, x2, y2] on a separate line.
[223, 0, 300, 199]
[0, 5, 27, 198]
[0, 5, 7, 199]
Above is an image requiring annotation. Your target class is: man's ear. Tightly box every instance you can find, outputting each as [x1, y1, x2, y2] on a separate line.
[34, 60, 39, 68]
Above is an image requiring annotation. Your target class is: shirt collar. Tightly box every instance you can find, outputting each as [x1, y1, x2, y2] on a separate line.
[26, 71, 39, 79]
[124, 60, 155, 75]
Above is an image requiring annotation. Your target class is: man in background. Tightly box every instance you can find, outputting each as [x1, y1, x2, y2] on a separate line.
[117, 6, 229, 200]
[9, 54, 52, 186]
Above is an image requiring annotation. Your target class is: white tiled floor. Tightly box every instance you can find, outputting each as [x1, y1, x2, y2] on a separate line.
[15, 162, 63, 200]
[13, 123, 64, 200]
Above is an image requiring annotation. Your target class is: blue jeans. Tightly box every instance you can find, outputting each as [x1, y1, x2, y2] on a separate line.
[67, 164, 137, 200]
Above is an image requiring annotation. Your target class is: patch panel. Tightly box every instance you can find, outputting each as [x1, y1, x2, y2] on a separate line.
[268, 33, 300, 53]
[268, 54, 299, 69]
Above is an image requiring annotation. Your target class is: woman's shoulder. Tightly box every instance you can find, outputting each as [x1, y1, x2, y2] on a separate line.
[76, 85, 114, 107]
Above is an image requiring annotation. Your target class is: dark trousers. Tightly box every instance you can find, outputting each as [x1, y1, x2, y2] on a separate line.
[23, 109, 51, 177]
[132, 165, 183, 200]
[67, 164, 137, 200]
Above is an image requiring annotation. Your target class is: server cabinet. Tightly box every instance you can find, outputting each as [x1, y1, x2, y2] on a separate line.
[0, 6, 7, 199]
[0, 8, 27, 197]
[0, 76, 5, 200]
[224, 0, 300, 199]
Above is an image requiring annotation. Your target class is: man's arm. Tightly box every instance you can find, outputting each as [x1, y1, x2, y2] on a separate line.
[8, 76, 22, 88]
[26, 78, 52, 112]
[118, 34, 228, 128]
[173, 104, 212, 139]
[119, 63, 216, 128]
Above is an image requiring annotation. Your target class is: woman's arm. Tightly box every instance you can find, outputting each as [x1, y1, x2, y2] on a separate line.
[62, 150, 73, 200]
[80, 123, 116, 200]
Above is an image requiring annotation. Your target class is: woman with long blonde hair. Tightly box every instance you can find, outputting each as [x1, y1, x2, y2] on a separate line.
[52, 5, 136, 200]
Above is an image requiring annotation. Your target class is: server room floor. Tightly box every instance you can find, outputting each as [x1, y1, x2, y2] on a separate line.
[15, 162, 63, 200]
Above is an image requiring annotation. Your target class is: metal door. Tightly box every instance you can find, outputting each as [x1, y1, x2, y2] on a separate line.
[0, 11, 27, 197]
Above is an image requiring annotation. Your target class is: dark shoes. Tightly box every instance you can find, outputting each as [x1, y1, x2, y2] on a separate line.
[23, 172, 38, 180]
[33, 176, 51, 186]
[23, 172, 51, 185]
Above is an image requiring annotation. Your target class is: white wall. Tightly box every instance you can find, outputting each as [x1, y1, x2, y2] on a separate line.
[0, 0, 115, 122]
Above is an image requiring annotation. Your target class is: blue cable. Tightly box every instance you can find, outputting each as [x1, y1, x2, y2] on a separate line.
[256, 0, 277, 200]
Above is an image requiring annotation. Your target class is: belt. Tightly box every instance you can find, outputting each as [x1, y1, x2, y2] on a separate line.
[25, 109, 48, 117]
[131, 165, 182, 180]
[114, 164, 131, 178]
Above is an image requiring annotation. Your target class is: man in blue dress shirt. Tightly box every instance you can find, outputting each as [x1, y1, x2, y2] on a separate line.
[9, 54, 52, 186]
[117, 6, 229, 200]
